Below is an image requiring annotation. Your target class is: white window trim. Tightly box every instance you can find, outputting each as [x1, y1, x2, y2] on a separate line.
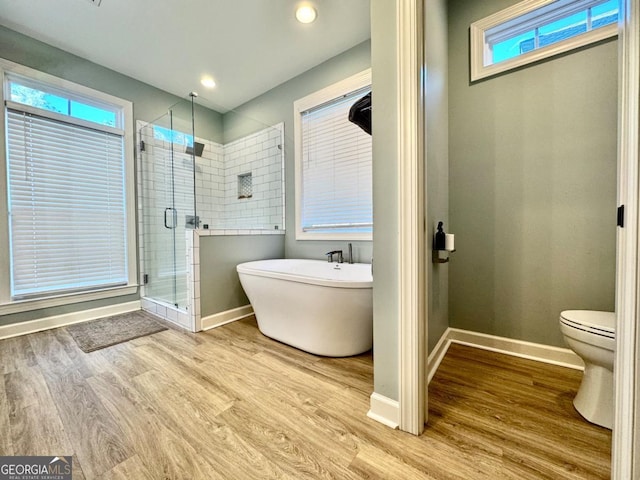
[293, 68, 372, 241]
[470, 0, 618, 81]
[0, 58, 138, 314]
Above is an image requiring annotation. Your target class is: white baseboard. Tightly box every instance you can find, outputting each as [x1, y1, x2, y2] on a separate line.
[367, 392, 399, 429]
[0, 300, 141, 340]
[427, 327, 453, 383]
[201, 305, 254, 331]
[447, 328, 584, 370]
[425, 328, 584, 383]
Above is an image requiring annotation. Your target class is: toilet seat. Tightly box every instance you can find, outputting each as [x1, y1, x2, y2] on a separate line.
[560, 310, 615, 340]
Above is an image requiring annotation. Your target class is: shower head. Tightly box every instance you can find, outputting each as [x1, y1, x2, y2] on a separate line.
[185, 141, 205, 157]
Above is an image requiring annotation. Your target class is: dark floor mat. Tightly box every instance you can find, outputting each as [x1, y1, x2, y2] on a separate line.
[66, 311, 167, 353]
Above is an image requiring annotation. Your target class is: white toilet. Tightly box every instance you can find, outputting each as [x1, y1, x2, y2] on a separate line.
[559, 310, 615, 429]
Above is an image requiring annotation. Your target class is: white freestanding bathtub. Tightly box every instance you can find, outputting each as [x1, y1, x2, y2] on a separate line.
[236, 259, 373, 357]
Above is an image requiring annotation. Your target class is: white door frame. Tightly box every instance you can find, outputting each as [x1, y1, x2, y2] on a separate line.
[613, 0, 640, 477]
[397, 0, 427, 435]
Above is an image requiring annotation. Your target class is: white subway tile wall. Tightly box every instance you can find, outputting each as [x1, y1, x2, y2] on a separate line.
[195, 141, 225, 229]
[191, 123, 284, 230]
[222, 123, 283, 230]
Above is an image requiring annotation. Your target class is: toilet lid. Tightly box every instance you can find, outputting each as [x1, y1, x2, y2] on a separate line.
[560, 310, 615, 339]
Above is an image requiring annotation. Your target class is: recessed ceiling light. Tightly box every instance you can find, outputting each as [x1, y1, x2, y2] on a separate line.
[296, 5, 317, 24]
[200, 76, 216, 89]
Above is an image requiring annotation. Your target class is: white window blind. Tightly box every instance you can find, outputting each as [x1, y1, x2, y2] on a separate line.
[300, 88, 372, 234]
[6, 108, 128, 298]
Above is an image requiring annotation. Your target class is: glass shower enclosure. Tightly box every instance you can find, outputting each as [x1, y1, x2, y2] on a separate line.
[138, 97, 198, 312]
[137, 93, 286, 330]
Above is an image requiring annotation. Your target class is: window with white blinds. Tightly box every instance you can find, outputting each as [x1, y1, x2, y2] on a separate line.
[294, 69, 372, 240]
[1, 64, 135, 302]
[6, 108, 128, 298]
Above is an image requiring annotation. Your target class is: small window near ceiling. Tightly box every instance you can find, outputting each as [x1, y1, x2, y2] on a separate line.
[294, 69, 372, 241]
[9, 77, 119, 127]
[470, 0, 619, 81]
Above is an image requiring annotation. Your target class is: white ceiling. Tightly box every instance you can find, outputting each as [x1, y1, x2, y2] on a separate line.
[0, 0, 371, 112]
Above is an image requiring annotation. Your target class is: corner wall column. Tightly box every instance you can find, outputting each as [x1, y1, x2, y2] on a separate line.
[397, 0, 427, 435]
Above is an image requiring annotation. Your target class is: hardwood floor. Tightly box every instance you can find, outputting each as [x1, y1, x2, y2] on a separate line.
[0, 316, 611, 479]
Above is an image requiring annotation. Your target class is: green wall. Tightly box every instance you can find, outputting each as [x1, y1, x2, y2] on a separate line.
[222, 40, 373, 263]
[447, 0, 618, 346]
[426, 0, 450, 353]
[0, 25, 224, 326]
[371, 0, 400, 400]
[199, 235, 284, 317]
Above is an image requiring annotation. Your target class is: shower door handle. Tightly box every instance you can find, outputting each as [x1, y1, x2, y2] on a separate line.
[164, 207, 177, 229]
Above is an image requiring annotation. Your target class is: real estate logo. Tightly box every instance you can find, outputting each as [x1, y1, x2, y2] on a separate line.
[0, 456, 72, 480]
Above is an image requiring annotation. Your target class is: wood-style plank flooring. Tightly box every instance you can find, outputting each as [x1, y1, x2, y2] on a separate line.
[0, 316, 611, 479]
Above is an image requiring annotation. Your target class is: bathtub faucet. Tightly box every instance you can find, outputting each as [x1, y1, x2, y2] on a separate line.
[325, 250, 343, 263]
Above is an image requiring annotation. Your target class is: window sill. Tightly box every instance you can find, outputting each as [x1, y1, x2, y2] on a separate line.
[295, 231, 373, 241]
[0, 284, 139, 315]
